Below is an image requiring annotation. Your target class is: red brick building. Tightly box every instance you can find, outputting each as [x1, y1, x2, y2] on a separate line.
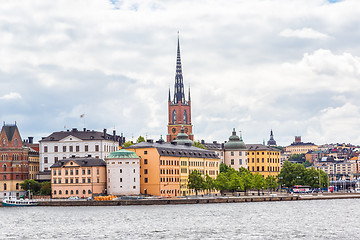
[0, 123, 29, 198]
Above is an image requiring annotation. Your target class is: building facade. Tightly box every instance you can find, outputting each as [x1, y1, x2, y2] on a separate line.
[167, 36, 193, 142]
[223, 129, 248, 171]
[0, 123, 28, 199]
[126, 139, 220, 197]
[105, 149, 140, 196]
[51, 157, 106, 199]
[247, 144, 281, 178]
[40, 128, 123, 172]
[285, 136, 318, 155]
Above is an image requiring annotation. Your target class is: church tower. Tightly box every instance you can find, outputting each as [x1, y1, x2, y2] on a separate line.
[167, 35, 193, 142]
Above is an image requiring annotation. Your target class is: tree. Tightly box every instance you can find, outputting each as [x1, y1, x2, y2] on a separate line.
[20, 179, 41, 194]
[122, 141, 134, 148]
[220, 163, 230, 173]
[302, 160, 312, 168]
[253, 173, 266, 195]
[215, 172, 230, 195]
[40, 182, 52, 195]
[193, 140, 207, 149]
[265, 175, 278, 192]
[288, 153, 306, 163]
[204, 174, 215, 194]
[136, 136, 145, 143]
[188, 170, 205, 195]
[228, 171, 244, 192]
[240, 171, 253, 195]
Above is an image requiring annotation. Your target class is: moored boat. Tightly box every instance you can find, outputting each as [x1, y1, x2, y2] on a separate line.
[1, 196, 38, 207]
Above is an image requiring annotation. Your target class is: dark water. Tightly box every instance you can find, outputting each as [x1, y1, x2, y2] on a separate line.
[1, 199, 360, 239]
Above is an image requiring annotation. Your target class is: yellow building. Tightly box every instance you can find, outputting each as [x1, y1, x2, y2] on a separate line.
[50, 157, 106, 199]
[26, 147, 40, 180]
[247, 144, 281, 177]
[126, 139, 220, 197]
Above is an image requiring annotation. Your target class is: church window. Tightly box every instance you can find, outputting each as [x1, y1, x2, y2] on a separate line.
[183, 110, 187, 124]
[172, 110, 177, 124]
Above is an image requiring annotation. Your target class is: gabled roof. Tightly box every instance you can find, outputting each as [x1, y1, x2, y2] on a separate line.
[2, 125, 18, 142]
[50, 157, 106, 168]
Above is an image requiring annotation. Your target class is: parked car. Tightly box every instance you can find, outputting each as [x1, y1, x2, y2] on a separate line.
[68, 196, 79, 200]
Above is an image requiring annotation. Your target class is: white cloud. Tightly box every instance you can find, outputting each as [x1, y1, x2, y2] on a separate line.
[280, 28, 330, 39]
[0, 92, 22, 100]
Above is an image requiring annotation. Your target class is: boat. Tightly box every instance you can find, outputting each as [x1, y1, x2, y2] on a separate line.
[1, 196, 38, 207]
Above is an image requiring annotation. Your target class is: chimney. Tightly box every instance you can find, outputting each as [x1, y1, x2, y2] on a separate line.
[113, 130, 116, 141]
[28, 137, 34, 144]
[83, 128, 86, 132]
[201, 140, 205, 144]
[147, 139, 153, 143]
[213, 141, 217, 144]
[103, 129, 107, 138]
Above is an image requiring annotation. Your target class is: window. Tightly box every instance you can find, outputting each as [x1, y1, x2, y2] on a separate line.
[54, 146, 58, 152]
[53, 170, 57, 176]
[65, 170, 68, 175]
[70, 170, 73, 175]
[3, 183, 6, 190]
[95, 145, 99, 152]
[75, 170, 78, 175]
[88, 190, 91, 194]
[76, 190, 79, 194]
[71, 190, 73, 195]
[70, 179, 73, 183]
[97, 169, 99, 175]
[133, 169, 135, 173]
[88, 179, 91, 183]
[239, 152, 242, 156]
[97, 178, 99, 183]
[239, 159, 242, 165]
[144, 151, 148, 155]
[16, 183, 19, 190]
[65, 190, 68, 195]
[85, 145, 89, 152]
[144, 169, 148, 174]
[76, 179, 79, 183]
[55, 157, 58, 163]
[133, 186, 136, 189]
[59, 190, 62, 195]
[231, 159, 234, 165]
[44, 146, 48, 152]
[83, 190, 86, 194]
[183, 110, 187, 124]
[144, 159, 148, 164]
[65, 179, 68, 183]
[82, 169, 85, 175]
[44, 157, 48, 164]
[82, 179, 85, 183]
[2, 139, 5, 147]
[69, 146, 73, 152]
[231, 152, 234, 156]
[54, 190, 57, 195]
[119, 169, 122, 173]
[134, 178, 136, 182]
[88, 169, 91, 175]
[144, 178, 148, 183]
[63, 146, 66, 152]
[76, 146, 80, 152]
[58, 179, 61, 184]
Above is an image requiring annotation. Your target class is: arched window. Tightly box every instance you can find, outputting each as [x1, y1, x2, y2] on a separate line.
[65, 190, 68, 195]
[4, 183, 7, 191]
[16, 183, 19, 190]
[172, 110, 177, 124]
[59, 190, 62, 195]
[70, 190, 73, 195]
[183, 110, 187, 124]
[88, 190, 91, 194]
[14, 139, 18, 147]
[83, 190, 86, 194]
[54, 190, 57, 195]
[2, 139, 5, 147]
[3, 164, 6, 171]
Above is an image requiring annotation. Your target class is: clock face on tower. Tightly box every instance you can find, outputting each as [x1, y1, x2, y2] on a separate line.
[172, 128, 176, 133]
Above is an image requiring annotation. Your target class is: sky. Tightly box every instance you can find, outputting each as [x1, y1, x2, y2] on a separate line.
[1, 0, 360, 146]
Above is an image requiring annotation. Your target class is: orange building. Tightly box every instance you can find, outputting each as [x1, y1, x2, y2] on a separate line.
[50, 157, 106, 199]
[126, 140, 219, 197]
[247, 144, 281, 177]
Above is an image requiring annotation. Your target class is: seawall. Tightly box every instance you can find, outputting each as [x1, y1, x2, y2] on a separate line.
[35, 193, 360, 207]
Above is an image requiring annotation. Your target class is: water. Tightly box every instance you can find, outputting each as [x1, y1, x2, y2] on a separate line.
[1, 199, 360, 239]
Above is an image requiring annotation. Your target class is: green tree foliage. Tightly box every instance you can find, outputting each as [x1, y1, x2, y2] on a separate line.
[219, 163, 230, 173]
[214, 172, 230, 194]
[238, 167, 253, 195]
[193, 140, 207, 149]
[136, 136, 145, 143]
[20, 179, 41, 193]
[278, 161, 328, 189]
[302, 160, 312, 168]
[204, 174, 215, 194]
[265, 175, 278, 192]
[40, 182, 52, 195]
[288, 153, 306, 163]
[271, 146, 284, 153]
[253, 173, 266, 195]
[122, 141, 134, 148]
[188, 170, 205, 195]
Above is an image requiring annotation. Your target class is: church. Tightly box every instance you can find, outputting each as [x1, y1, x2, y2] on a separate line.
[167, 36, 193, 142]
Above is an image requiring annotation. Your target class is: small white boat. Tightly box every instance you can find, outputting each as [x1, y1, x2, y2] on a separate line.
[2, 196, 38, 207]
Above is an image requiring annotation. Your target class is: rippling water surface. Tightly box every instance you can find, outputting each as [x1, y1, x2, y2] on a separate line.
[1, 199, 360, 239]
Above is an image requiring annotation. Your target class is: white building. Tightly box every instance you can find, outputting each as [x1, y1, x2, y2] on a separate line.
[39, 128, 122, 171]
[105, 149, 140, 196]
[223, 128, 248, 170]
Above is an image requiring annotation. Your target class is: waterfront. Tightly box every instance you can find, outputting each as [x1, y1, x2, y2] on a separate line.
[1, 199, 360, 239]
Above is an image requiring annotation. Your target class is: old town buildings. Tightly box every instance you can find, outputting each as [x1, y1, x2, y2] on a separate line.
[51, 157, 106, 199]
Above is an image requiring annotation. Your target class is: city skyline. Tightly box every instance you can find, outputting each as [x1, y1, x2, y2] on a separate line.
[1, 0, 360, 146]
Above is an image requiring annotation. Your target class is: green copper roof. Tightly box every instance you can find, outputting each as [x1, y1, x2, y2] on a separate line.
[224, 128, 246, 150]
[107, 149, 139, 159]
[173, 126, 193, 145]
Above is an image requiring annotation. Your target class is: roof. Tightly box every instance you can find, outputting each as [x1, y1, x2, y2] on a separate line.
[2, 124, 18, 142]
[50, 157, 106, 168]
[288, 142, 316, 146]
[224, 128, 246, 150]
[40, 128, 119, 142]
[106, 149, 139, 159]
[126, 141, 219, 159]
[246, 144, 281, 152]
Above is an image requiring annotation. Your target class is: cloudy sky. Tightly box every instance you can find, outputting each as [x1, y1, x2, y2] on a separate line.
[1, 0, 359, 146]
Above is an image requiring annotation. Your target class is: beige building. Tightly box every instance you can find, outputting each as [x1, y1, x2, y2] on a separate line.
[26, 147, 39, 180]
[316, 159, 359, 181]
[285, 137, 318, 155]
[223, 128, 248, 170]
[51, 157, 106, 199]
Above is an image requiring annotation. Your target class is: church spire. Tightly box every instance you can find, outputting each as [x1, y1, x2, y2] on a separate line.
[173, 32, 185, 104]
[168, 88, 171, 102]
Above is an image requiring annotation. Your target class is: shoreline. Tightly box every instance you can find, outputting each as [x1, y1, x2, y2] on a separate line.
[12, 193, 360, 207]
